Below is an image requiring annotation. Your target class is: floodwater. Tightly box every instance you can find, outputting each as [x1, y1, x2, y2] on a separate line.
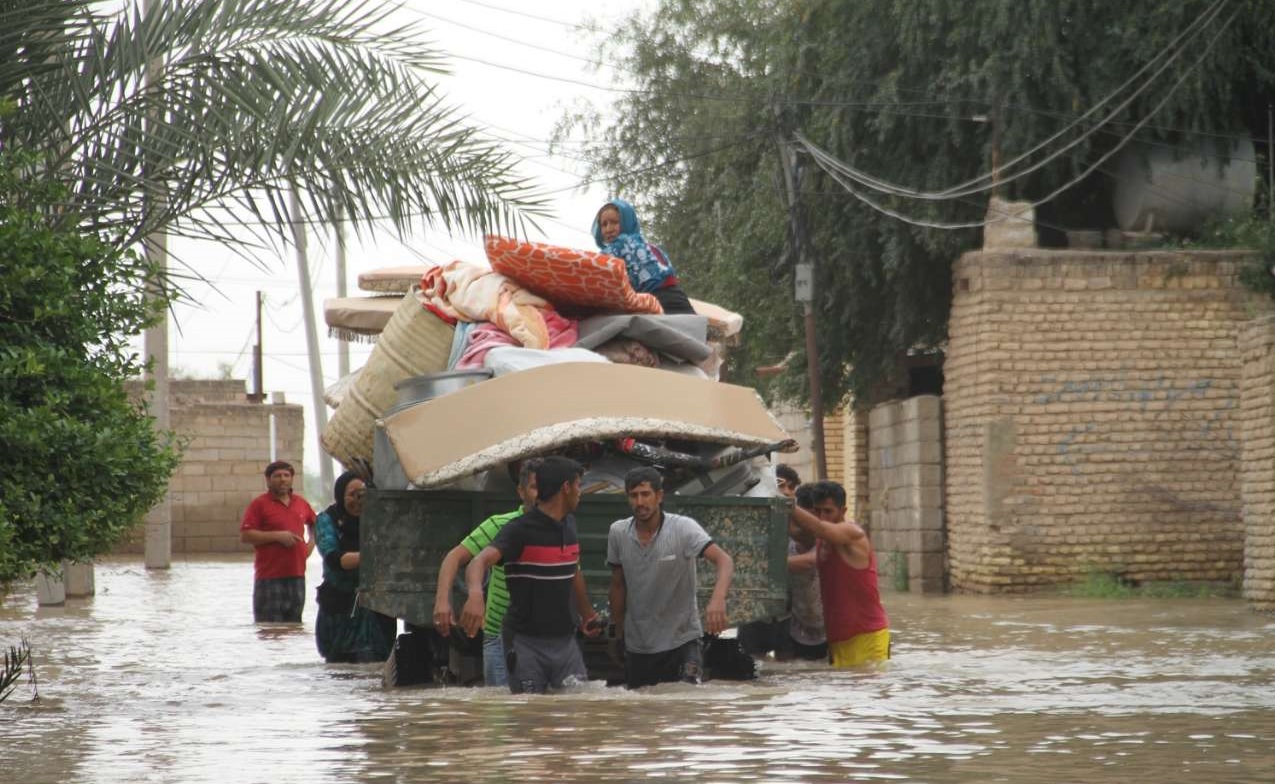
[2, 558, 1273, 784]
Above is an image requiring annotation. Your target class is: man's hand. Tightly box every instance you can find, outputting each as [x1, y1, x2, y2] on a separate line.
[579, 611, 604, 638]
[277, 530, 303, 547]
[433, 596, 454, 637]
[459, 593, 486, 638]
[704, 597, 728, 636]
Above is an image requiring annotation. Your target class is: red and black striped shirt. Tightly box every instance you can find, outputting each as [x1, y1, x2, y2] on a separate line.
[491, 507, 580, 637]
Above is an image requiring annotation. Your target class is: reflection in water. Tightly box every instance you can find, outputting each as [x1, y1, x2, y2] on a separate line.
[2, 558, 1273, 783]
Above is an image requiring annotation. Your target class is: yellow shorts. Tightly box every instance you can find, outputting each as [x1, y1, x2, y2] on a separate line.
[828, 628, 890, 667]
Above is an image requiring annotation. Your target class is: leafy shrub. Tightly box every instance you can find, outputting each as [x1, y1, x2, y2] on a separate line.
[0, 152, 181, 584]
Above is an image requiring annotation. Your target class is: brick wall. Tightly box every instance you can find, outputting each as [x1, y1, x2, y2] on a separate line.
[119, 379, 307, 554]
[945, 249, 1265, 592]
[1240, 316, 1275, 611]
[868, 396, 946, 593]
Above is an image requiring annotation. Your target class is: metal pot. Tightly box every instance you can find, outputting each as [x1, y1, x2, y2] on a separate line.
[392, 369, 492, 408]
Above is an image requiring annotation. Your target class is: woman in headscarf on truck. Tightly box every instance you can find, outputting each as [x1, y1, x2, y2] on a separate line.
[592, 198, 697, 315]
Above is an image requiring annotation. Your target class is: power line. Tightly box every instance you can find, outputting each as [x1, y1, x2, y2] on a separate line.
[799, 2, 1241, 231]
[413, 7, 612, 72]
[539, 133, 767, 196]
[793, 0, 1232, 203]
[450, 0, 592, 31]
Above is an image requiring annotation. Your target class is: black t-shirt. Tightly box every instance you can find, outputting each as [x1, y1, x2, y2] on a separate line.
[491, 507, 580, 637]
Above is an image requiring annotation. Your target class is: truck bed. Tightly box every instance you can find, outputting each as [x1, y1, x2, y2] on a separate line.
[359, 488, 792, 630]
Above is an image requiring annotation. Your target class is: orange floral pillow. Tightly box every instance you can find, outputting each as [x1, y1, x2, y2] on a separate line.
[484, 235, 663, 315]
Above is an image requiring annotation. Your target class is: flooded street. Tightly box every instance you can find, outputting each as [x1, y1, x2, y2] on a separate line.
[2, 557, 1273, 783]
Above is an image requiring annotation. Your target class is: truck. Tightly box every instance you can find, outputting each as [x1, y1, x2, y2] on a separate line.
[354, 360, 797, 686]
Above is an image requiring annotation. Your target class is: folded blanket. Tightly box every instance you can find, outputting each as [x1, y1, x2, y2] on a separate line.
[574, 313, 712, 364]
[456, 310, 579, 369]
[418, 260, 553, 349]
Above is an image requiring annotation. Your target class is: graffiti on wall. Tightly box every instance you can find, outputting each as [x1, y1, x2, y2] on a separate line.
[1033, 372, 1240, 474]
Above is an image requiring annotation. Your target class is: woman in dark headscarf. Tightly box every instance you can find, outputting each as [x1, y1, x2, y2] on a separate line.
[314, 470, 396, 663]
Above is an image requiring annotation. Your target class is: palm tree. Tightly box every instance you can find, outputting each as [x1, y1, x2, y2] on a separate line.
[1, 0, 545, 246]
[0, 0, 548, 565]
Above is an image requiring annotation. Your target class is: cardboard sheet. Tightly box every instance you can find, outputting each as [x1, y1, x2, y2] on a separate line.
[381, 362, 789, 488]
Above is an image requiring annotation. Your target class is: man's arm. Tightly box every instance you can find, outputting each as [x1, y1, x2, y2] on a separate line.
[787, 547, 817, 573]
[459, 546, 502, 637]
[787, 505, 870, 568]
[433, 544, 474, 637]
[573, 568, 601, 636]
[240, 528, 300, 547]
[608, 565, 627, 641]
[788, 504, 865, 547]
[701, 543, 733, 635]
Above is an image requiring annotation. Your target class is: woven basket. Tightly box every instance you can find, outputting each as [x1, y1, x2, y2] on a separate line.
[323, 369, 359, 409]
[320, 288, 454, 466]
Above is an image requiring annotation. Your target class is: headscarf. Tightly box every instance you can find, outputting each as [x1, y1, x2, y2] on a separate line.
[591, 197, 678, 293]
[591, 198, 643, 249]
[325, 469, 362, 553]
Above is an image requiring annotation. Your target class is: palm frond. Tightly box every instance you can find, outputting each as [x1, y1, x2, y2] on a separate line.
[3, 0, 549, 267]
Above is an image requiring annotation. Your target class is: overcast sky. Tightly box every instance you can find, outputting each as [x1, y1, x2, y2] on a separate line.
[143, 0, 653, 490]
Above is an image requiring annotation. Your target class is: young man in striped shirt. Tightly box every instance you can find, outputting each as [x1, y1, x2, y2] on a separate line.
[460, 456, 601, 693]
[433, 458, 541, 687]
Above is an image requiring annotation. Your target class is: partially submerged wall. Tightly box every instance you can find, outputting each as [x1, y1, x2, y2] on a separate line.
[119, 380, 305, 554]
[1240, 316, 1275, 611]
[868, 396, 946, 593]
[945, 249, 1265, 592]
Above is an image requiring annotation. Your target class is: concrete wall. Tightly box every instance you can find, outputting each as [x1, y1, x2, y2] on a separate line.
[118, 379, 306, 554]
[944, 249, 1266, 592]
[868, 396, 946, 593]
[1240, 316, 1275, 611]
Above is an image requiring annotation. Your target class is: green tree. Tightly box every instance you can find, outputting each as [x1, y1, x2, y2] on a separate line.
[0, 152, 181, 583]
[0, 0, 549, 583]
[571, 0, 1275, 406]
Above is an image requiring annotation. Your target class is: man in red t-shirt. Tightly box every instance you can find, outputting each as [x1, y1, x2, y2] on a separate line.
[787, 480, 890, 667]
[239, 460, 316, 622]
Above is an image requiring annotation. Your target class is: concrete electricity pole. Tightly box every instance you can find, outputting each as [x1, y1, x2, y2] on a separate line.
[289, 187, 334, 493]
[142, 0, 171, 569]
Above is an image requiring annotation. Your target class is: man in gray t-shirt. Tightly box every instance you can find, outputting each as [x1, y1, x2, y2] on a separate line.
[607, 467, 734, 688]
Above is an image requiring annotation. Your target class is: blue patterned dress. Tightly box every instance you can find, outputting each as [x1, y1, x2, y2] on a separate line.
[314, 509, 396, 663]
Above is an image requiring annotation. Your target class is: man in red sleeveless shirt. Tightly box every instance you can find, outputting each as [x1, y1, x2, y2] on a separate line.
[787, 480, 890, 666]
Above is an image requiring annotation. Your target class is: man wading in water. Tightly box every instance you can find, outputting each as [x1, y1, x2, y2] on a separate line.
[607, 466, 734, 688]
[787, 480, 890, 666]
[239, 460, 316, 623]
[460, 456, 601, 693]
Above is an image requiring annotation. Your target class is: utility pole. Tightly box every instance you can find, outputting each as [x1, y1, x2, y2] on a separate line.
[253, 290, 264, 402]
[142, 0, 170, 569]
[774, 109, 827, 480]
[290, 187, 334, 493]
[335, 210, 350, 379]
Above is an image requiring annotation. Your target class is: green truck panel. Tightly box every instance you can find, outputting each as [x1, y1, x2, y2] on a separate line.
[360, 489, 791, 629]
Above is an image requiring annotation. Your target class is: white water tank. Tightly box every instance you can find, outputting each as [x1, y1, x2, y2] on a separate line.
[1113, 136, 1255, 232]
